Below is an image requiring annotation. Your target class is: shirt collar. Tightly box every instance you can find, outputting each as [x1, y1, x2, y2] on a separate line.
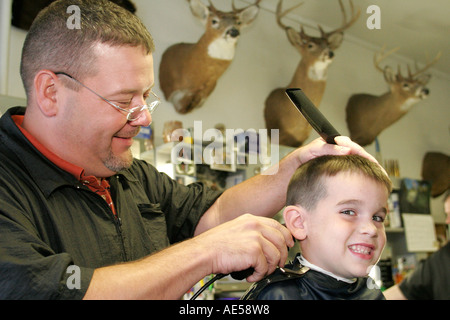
[2, 107, 137, 197]
[298, 255, 357, 284]
[12, 114, 85, 180]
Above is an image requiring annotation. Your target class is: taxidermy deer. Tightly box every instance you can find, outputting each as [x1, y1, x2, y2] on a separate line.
[159, 0, 261, 114]
[264, 0, 360, 147]
[346, 46, 441, 146]
[422, 151, 450, 197]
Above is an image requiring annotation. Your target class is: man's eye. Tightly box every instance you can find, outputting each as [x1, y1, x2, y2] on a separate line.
[116, 101, 131, 108]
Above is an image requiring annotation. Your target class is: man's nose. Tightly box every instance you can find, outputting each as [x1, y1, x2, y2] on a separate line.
[129, 108, 152, 127]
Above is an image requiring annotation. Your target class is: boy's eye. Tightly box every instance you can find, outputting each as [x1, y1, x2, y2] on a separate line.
[341, 210, 356, 216]
[372, 215, 385, 223]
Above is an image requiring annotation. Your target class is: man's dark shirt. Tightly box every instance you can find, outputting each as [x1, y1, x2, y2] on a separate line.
[0, 107, 221, 299]
[399, 241, 450, 300]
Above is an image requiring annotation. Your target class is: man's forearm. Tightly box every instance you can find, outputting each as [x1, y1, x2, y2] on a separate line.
[220, 150, 300, 218]
[83, 237, 212, 300]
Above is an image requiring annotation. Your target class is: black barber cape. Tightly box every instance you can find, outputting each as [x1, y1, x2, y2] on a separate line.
[241, 255, 385, 300]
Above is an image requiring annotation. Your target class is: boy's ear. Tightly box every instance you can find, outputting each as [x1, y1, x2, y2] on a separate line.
[283, 205, 308, 241]
[34, 70, 60, 117]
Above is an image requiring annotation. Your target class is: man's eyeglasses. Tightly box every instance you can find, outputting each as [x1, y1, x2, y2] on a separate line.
[55, 72, 161, 121]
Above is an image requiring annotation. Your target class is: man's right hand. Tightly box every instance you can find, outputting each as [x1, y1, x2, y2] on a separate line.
[194, 213, 294, 282]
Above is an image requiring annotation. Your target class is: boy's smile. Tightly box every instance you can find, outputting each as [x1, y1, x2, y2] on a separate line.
[348, 243, 375, 260]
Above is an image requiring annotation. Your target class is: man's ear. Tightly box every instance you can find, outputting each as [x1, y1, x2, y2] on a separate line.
[33, 70, 61, 117]
[283, 205, 308, 241]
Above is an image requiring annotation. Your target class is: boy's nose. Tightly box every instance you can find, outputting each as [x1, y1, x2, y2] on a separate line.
[359, 221, 378, 237]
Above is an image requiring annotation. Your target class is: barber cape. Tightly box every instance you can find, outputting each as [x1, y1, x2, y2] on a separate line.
[241, 254, 385, 300]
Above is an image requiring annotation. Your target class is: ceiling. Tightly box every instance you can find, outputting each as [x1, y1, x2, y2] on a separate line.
[249, 0, 449, 77]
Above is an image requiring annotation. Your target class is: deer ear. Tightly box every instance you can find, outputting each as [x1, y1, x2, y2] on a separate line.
[240, 5, 259, 26]
[286, 28, 302, 47]
[189, 0, 209, 24]
[383, 66, 396, 83]
[328, 32, 344, 50]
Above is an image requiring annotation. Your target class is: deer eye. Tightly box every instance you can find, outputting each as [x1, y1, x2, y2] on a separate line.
[307, 43, 315, 49]
[211, 18, 219, 25]
[402, 83, 410, 90]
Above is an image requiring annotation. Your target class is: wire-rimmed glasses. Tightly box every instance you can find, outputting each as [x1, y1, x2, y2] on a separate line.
[55, 72, 161, 121]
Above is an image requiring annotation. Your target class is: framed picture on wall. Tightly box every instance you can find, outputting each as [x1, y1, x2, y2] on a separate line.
[399, 178, 431, 214]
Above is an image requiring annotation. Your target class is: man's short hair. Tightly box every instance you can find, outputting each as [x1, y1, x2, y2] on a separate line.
[20, 0, 154, 98]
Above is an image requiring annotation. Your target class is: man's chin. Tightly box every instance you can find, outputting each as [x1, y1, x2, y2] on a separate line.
[104, 151, 134, 173]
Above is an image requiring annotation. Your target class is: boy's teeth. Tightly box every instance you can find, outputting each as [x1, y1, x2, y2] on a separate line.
[349, 245, 371, 254]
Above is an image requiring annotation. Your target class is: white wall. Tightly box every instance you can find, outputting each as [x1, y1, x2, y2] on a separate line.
[139, 1, 450, 177]
[4, 0, 450, 219]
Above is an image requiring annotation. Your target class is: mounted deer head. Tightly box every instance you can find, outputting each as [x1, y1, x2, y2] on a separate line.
[264, 0, 360, 147]
[159, 0, 261, 114]
[346, 46, 441, 146]
[422, 152, 450, 197]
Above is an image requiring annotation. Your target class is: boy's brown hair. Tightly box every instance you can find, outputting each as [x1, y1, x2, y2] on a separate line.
[286, 155, 392, 211]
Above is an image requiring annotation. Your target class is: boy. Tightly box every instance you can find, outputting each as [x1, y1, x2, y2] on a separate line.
[243, 154, 392, 300]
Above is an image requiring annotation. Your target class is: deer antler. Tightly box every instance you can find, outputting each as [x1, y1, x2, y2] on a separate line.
[275, 0, 304, 30]
[374, 46, 441, 82]
[207, 0, 219, 14]
[320, 0, 360, 37]
[232, 0, 261, 13]
[408, 51, 442, 79]
[373, 45, 400, 73]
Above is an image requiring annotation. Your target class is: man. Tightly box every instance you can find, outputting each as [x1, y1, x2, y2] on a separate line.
[383, 191, 450, 300]
[0, 0, 378, 299]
